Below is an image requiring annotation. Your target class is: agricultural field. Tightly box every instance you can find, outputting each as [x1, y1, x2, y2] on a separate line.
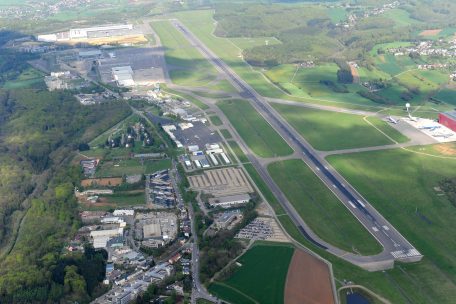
[272, 104, 407, 151]
[95, 159, 171, 178]
[217, 99, 293, 158]
[152, 20, 218, 87]
[209, 242, 294, 304]
[268, 159, 382, 255]
[327, 146, 456, 302]
[383, 9, 422, 28]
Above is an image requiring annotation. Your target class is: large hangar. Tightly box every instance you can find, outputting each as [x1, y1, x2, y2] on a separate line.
[439, 111, 456, 132]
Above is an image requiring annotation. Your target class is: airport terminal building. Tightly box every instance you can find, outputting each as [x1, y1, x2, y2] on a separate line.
[439, 111, 456, 132]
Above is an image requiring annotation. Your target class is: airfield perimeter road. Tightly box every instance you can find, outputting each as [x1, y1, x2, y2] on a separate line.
[169, 19, 423, 270]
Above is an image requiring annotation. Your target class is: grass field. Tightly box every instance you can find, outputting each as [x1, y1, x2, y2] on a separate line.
[209, 115, 223, 126]
[432, 88, 456, 105]
[327, 7, 347, 23]
[152, 20, 218, 87]
[272, 104, 407, 150]
[95, 159, 171, 177]
[242, 155, 455, 303]
[209, 242, 294, 304]
[172, 10, 381, 110]
[327, 147, 456, 302]
[227, 140, 249, 164]
[383, 9, 422, 28]
[3, 68, 45, 89]
[217, 99, 293, 158]
[268, 159, 382, 255]
[229, 36, 281, 50]
[219, 129, 232, 139]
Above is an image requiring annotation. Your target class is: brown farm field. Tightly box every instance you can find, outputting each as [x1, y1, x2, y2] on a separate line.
[419, 29, 442, 36]
[81, 177, 123, 187]
[284, 249, 335, 304]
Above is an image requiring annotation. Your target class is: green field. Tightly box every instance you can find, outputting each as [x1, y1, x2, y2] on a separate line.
[104, 191, 145, 206]
[2, 68, 45, 89]
[227, 140, 249, 164]
[383, 9, 422, 28]
[432, 88, 456, 105]
[327, 7, 347, 23]
[217, 99, 293, 158]
[272, 104, 408, 150]
[327, 147, 456, 302]
[95, 159, 171, 177]
[229, 36, 281, 50]
[268, 159, 382, 255]
[209, 242, 294, 304]
[152, 20, 218, 86]
[219, 129, 232, 139]
[171, 10, 386, 110]
[209, 115, 223, 126]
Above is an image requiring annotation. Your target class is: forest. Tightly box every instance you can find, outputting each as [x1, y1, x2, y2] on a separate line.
[212, 1, 456, 66]
[0, 86, 131, 302]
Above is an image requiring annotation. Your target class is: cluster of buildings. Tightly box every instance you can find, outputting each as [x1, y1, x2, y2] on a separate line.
[0, 0, 92, 20]
[388, 41, 456, 58]
[93, 262, 173, 304]
[134, 212, 178, 248]
[182, 143, 231, 171]
[80, 158, 99, 177]
[106, 121, 153, 149]
[146, 170, 177, 208]
[337, 1, 400, 28]
[44, 70, 88, 91]
[38, 24, 136, 43]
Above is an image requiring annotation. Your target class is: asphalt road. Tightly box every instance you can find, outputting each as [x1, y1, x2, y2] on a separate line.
[170, 19, 423, 270]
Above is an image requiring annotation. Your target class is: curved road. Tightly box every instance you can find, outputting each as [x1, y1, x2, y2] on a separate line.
[169, 19, 422, 271]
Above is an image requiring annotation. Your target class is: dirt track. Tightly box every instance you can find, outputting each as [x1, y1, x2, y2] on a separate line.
[284, 249, 335, 304]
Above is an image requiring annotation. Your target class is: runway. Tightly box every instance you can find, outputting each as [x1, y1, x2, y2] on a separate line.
[169, 19, 423, 270]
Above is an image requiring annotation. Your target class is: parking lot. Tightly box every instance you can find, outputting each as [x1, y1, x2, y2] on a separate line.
[173, 121, 221, 148]
[98, 47, 165, 85]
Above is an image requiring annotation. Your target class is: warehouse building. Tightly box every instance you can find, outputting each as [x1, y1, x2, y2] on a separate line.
[112, 66, 135, 87]
[439, 111, 456, 132]
[208, 194, 251, 208]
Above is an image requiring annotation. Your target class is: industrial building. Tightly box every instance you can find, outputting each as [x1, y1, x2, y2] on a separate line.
[37, 24, 134, 42]
[112, 66, 135, 87]
[439, 111, 456, 132]
[208, 194, 251, 208]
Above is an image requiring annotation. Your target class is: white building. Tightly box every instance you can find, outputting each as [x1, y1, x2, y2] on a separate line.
[112, 66, 134, 87]
[113, 209, 135, 216]
[208, 194, 251, 208]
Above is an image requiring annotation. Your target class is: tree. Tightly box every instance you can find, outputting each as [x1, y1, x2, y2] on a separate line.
[337, 69, 354, 84]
